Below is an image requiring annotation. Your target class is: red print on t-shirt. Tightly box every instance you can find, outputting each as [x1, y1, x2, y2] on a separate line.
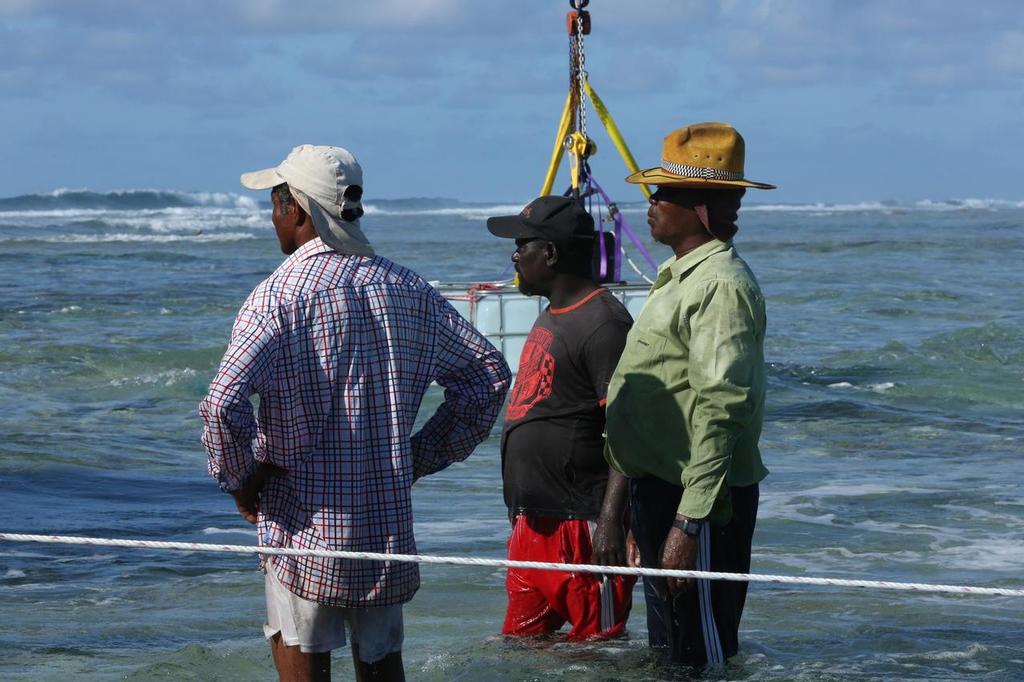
[506, 326, 555, 421]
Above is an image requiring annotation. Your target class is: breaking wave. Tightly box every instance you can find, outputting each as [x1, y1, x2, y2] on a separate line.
[2, 189, 1021, 217]
[0, 188, 260, 212]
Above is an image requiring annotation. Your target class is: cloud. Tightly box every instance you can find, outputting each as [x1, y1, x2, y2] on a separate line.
[6, 1, 1021, 102]
[604, 0, 1024, 95]
[1, 0, 483, 31]
[2, 0, 1023, 201]
[989, 31, 1024, 74]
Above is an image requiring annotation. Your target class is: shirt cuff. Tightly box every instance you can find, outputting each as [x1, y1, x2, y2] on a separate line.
[217, 461, 259, 494]
[676, 491, 714, 520]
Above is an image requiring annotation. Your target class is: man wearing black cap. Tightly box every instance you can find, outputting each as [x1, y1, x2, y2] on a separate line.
[487, 195, 636, 641]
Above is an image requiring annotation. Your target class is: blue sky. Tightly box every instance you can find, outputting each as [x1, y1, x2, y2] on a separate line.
[2, 0, 1022, 204]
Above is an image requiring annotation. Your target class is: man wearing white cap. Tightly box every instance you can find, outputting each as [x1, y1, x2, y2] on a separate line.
[200, 145, 511, 681]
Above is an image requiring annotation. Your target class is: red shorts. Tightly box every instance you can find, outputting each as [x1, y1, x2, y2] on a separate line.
[502, 515, 636, 641]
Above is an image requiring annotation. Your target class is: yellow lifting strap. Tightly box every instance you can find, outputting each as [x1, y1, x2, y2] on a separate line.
[539, 91, 573, 197]
[538, 81, 651, 199]
[584, 81, 651, 200]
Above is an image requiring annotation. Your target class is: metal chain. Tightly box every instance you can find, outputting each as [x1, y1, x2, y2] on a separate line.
[564, 38, 577, 161]
[574, 10, 587, 141]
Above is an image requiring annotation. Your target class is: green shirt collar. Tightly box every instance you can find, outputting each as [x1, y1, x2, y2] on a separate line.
[652, 239, 733, 290]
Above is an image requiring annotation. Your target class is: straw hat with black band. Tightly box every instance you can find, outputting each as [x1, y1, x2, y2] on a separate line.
[627, 122, 774, 241]
[626, 122, 775, 190]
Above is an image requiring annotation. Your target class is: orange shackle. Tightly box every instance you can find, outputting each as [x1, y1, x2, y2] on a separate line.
[566, 10, 591, 35]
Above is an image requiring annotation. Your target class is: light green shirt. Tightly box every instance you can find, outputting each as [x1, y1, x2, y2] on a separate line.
[605, 239, 768, 524]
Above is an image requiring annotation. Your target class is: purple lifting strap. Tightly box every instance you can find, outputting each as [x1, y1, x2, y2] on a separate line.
[589, 189, 610, 280]
[584, 175, 659, 279]
[561, 184, 609, 279]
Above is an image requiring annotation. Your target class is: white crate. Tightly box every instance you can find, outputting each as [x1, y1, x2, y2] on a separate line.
[434, 282, 650, 374]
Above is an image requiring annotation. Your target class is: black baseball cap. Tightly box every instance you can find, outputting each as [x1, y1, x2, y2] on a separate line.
[487, 196, 595, 240]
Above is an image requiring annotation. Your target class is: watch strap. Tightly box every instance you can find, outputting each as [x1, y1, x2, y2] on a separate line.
[672, 517, 704, 537]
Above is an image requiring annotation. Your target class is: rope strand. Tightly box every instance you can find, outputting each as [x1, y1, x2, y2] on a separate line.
[2, 532, 1021, 598]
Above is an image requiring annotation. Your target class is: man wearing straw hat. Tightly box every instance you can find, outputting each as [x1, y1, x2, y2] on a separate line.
[604, 122, 774, 666]
[200, 144, 511, 681]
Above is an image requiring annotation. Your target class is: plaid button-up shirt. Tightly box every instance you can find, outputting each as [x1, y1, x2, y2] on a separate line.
[200, 238, 511, 607]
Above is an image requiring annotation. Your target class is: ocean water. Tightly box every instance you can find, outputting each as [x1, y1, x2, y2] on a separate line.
[0, 189, 1022, 681]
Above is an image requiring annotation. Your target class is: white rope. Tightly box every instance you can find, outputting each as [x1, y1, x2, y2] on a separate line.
[2, 533, 1022, 598]
[620, 244, 654, 284]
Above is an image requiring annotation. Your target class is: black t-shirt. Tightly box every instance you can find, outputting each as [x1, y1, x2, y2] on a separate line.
[502, 288, 632, 519]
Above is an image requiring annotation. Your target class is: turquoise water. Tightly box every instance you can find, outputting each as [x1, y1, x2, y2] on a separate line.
[1, 192, 1022, 680]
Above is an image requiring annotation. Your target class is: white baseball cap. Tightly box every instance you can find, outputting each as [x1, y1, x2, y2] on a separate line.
[241, 144, 374, 255]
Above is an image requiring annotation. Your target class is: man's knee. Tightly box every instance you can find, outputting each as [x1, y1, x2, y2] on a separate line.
[269, 633, 332, 682]
[351, 647, 405, 682]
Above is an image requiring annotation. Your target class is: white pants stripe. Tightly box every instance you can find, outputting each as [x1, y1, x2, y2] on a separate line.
[696, 528, 724, 665]
[600, 576, 614, 632]
[587, 520, 616, 632]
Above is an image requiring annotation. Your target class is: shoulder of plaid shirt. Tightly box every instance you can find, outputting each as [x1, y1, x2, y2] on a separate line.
[199, 238, 512, 607]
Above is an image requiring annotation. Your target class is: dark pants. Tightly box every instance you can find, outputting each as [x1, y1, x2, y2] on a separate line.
[630, 477, 759, 667]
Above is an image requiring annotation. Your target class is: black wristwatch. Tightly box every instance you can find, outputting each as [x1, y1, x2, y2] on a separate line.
[672, 517, 704, 537]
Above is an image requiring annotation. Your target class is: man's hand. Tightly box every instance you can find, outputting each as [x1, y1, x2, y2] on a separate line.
[231, 477, 262, 524]
[660, 520, 699, 596]
[591, 515, 626, 568]
[230, 462, 284, 525]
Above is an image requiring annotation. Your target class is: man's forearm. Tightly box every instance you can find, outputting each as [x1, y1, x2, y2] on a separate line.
[409, 392, 502, 480]
[413, 339, 511, 479]
[199, 394, 258, 491]
[598, 468, 629, 523]
[591, 468, 630, 567]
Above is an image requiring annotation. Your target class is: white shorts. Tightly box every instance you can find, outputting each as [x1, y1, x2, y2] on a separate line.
[263, 561, 404, 662]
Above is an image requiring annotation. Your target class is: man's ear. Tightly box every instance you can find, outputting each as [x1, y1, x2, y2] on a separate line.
[545, 242, 559, 267]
